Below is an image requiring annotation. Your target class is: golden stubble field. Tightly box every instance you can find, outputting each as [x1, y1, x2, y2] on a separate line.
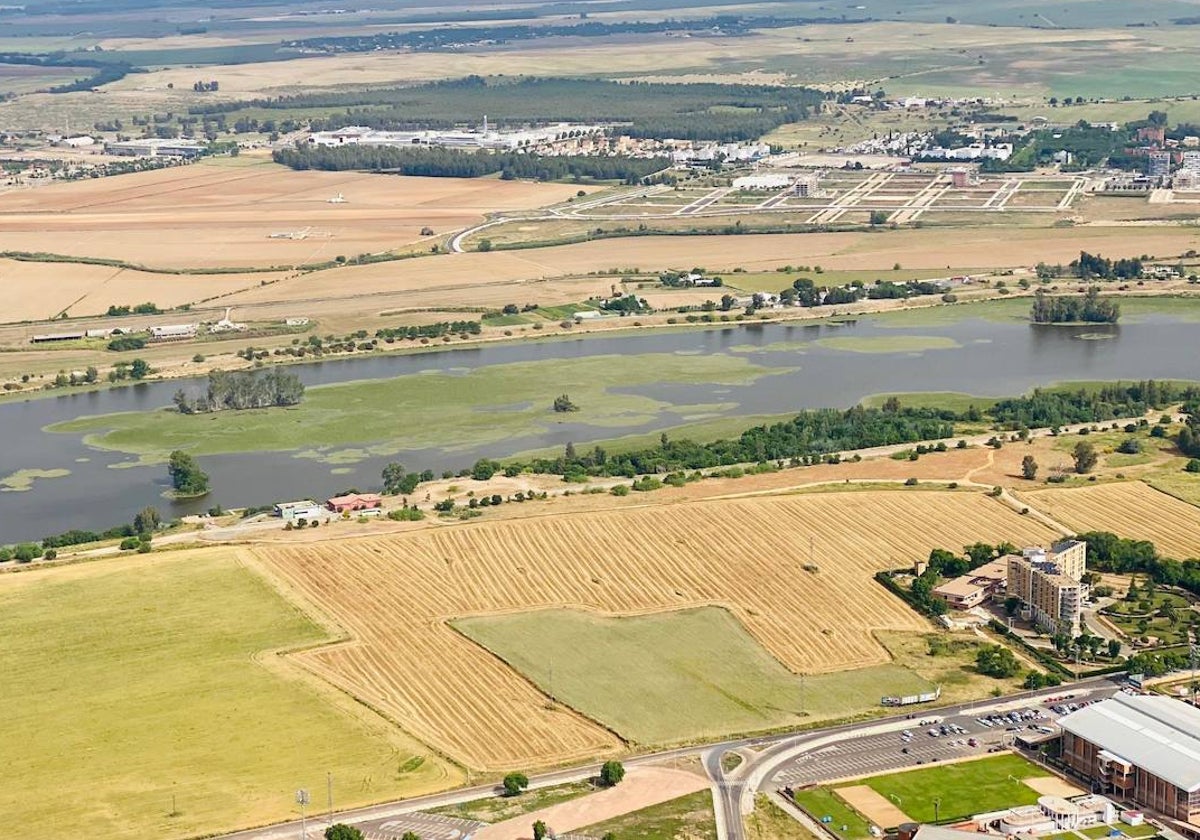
[0, 158, 592, 269]
[1023, 482, 1200, 560]
[250, 490, 1056, 771]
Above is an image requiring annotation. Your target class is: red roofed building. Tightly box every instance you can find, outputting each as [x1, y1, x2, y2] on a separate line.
[327, 493, 383, 513]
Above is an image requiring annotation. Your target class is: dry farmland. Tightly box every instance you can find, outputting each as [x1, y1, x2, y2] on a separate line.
[1022, 481, 1200, 560]
[250, 490, 1056, 771]
[0, 158, 592, 269]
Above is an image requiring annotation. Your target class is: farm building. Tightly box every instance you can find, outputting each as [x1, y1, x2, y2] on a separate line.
[327, 493, 383, 513]
[149, 324, 198, 340]
[1059, 693, 1200, 827]
[30, 331, 85, 343]
[274, 500, 324, 522]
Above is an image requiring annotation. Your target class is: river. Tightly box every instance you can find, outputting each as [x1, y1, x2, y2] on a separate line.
[1, 312, 1196, 543]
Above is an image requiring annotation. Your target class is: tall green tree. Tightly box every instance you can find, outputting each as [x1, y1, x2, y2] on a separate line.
[599, 760, 626, 787]
[503, 772, 529, 797]
[1021, 455, 1038, 480]
[325, 825, 364, 840]
[168, 450, 209, 496]
[133, 506, 161, 535]
[975, 644, 1021, 678]
[1073, 441, 1098, 474]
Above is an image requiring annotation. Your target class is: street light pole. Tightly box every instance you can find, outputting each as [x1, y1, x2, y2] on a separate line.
[327, 772, 334, 826]
[933, 798, 941, 824]
[296, 789, 310, 840]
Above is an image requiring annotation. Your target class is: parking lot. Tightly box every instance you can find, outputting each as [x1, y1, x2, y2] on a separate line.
[772, 689, 1111, 789]
[358, 812, 486, 840]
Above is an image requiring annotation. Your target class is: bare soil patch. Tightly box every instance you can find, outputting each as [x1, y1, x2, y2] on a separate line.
[835, 785, 912, 827]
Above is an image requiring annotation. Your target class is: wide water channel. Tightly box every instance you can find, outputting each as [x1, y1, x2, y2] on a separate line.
[1, 312, 1197, 542]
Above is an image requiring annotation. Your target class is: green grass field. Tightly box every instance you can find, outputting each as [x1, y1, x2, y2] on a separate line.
[49, 352, 789, 461]
[792, 787, 873, 840]
[856, 754, 1044, 823]
[429, 781, 594, 823]
[453, 607, 934, 746]
[0, 550, 454, 840]
[583, 789, 717, 840]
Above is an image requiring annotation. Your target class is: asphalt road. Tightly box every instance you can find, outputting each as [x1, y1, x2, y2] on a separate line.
[214, 677, 1123, 840]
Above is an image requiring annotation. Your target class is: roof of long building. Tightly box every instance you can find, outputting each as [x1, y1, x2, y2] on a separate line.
[1058, 692, 1200, 792]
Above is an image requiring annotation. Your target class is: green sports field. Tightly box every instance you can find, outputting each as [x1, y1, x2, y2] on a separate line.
[0, 550, 456, 840]
[856, 754, 1045, 823]
[453, 607, 934, 746]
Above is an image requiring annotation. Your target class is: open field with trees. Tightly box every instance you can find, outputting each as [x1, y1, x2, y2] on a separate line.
[0, 548, 457, 840]
[250, 490, 1056, 770]
[454, 607, 936, 745]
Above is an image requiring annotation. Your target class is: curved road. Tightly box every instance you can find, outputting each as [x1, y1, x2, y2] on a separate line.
[216, 676, 1121, 840]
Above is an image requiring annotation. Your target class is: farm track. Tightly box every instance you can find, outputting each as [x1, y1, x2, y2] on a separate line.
[252, 491, 1056, 771]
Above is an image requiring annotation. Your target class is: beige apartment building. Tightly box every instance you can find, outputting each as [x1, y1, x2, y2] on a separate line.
[1006, 540, 1088, 634]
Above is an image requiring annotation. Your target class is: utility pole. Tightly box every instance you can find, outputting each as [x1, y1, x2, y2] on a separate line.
[296, 789, 310, 840]
[800, 673, 806, 716]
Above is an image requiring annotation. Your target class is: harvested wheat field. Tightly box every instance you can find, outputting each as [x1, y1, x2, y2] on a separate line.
[1024, 481, 1200, 560]
[0, 159, 591, 269]
[0, 257, 288, 322]
[250, 490, 1056, 770]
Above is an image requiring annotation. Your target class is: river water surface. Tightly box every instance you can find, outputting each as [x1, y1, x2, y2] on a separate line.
[1, 313, 1196, 542]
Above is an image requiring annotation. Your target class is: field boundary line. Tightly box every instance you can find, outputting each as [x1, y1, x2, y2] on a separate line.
[236, 547, 473, 779]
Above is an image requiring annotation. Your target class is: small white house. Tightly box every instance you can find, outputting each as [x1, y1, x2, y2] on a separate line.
[274, 500, 324, 522]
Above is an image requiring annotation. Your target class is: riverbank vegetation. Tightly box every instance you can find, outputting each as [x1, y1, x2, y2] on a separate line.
[173, 369, 304, 414]
[1030, 287, 1120, 324]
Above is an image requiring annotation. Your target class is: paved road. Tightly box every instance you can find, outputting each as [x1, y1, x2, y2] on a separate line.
[213, 677, 1122, 840]
[707, 677, 1122, 840]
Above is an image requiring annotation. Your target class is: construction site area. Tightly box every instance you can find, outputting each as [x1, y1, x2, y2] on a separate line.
[551, 170, 1091, 226]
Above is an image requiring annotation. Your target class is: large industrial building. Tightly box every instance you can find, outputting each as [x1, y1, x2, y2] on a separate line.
[1006, 540, 1087, 634]
[105, 138, 207, 158]
[307, 122, 602, 151]
[1058, 693, 1200, 829]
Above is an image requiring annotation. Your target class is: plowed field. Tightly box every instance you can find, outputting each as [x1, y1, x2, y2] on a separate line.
[252, 490, 1056, 770]
[1024, 481, 1200, 560]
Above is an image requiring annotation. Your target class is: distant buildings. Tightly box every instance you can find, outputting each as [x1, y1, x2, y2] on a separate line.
[105, 138, 207, 158]
[671, 142, 770, 166]
[1059, 692, 1200, 826]
[918, 144, 1013, 161]
[1007, 540, 1087, 634]
[1148, 151, 1172, 178]
[307, 123, 602, 152]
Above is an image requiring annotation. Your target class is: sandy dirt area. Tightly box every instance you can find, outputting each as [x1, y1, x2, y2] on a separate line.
[472, 767, 710, 840]
[835, 785, 913, 827]
[1024, 776, 1086, 797]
